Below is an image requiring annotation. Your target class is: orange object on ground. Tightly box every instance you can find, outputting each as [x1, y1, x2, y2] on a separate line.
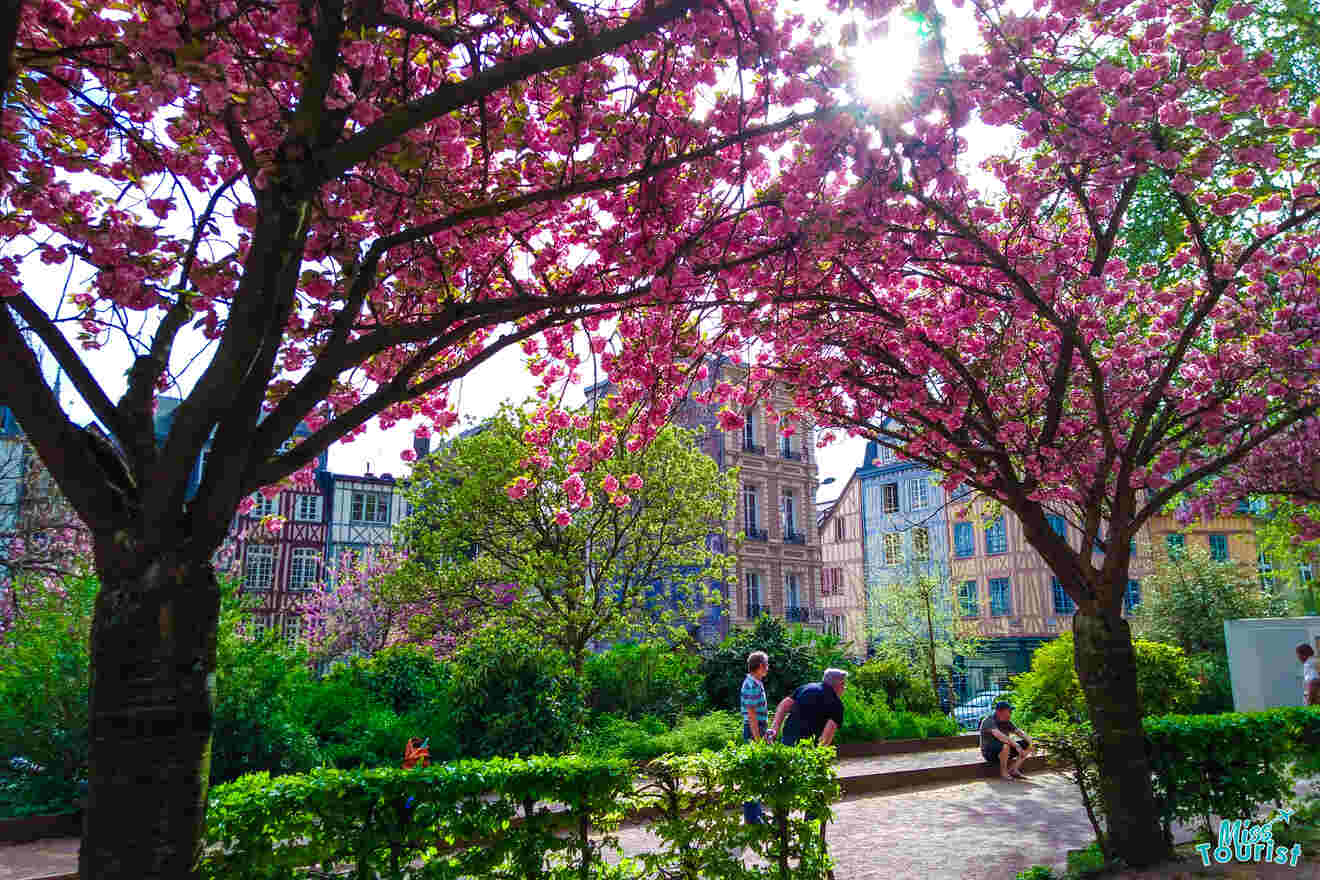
[402, 737, 430, 769]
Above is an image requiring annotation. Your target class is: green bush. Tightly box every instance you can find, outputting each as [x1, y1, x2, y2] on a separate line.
[583, 641, 704, 721]
[0, 769, 82, 819]
[1014, 868, 1057, 880]
[1042, 707, 1320, 848]
[0, 568, 96, 787]
[449, 626, 587, 759]
[211, 626, 322, 783]
[834, 689, 956, 744]
[700, 616, 827, 717]
[1007, 632, 1202, 724]
[850, 655, 940, 714]
[1185, 651, 1234, 715]
[203, 743, 840, 880]
[578, 711, 742, 763]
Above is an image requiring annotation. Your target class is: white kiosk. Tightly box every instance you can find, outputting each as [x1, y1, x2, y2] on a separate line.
[1223, 616, 1320, 711]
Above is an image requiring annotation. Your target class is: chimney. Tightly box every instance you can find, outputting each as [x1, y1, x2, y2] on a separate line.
[364, 461, 372, 476]
[413, 434, 430, 460]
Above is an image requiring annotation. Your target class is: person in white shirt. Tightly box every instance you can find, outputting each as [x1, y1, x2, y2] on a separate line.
[1297, 644, 1319, 706]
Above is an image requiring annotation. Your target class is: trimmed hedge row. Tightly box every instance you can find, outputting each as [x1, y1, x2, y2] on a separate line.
[203, 743, 839, 880]
[1036, 706, 1320, 851]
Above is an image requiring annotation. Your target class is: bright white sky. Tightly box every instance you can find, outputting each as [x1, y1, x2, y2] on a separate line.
[23, 0, 1006, 504]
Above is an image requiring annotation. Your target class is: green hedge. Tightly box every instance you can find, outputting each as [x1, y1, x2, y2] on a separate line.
[1036, 706, 1320, 852]
[204, 744, 839, 880]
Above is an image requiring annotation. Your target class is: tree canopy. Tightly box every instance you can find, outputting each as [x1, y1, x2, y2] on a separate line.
[394, 404, 737, 669]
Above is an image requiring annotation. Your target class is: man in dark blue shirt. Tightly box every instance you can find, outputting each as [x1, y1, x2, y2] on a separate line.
[769, 668, 847, 746]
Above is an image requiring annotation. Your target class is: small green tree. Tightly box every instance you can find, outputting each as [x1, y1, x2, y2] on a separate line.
[1254, 498, 1320, 614]
[1008, 632, 1202, 725]
[397, 404, 737, 671]
[1129, 546, 1291, 656]
[865, 563, 982, 710]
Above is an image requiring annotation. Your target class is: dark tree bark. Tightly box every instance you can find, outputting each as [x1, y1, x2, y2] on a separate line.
[1073, 605, 1168, 868]
[79, 538, 221, 879]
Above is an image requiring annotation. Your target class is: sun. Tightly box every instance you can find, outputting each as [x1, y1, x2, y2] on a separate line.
[848, 13, 924, 106]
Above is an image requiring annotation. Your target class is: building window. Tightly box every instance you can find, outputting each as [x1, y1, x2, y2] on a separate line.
[1166, 533, 1186, 559]
[822, 568, 833, 596]
[834, 517, 845, 542]
[744, 485, 759, 531]
[1124, 579, 1142, 613]
[989, 577, 1012, 616]
[1046, 514, 1066, 539]
[281, 615, 304, 648]
[247, 612, 275, 640]
[780, 433, 793, 458]
[250, 493, 276, 518]
[743, 411, 757, 450]
[294, 494, 323, 522]
[874, 445, 897, 465]
[907, 478, 930, 511]
[827, 615, 845, 638]
[1209, 533, 1229, 562]
[958, 580, 979, 617]
[985, 517, 1008, 555]
[882, 483, 900, 514]
[883, 532, 904, 566]
[746, 572, 762, 616]
[786, 573, 801, 610]
[913, 527, 931, 562]
[953, 521, 975, 558]
[288, 547, 321, 591]
[1052, 577, 1076, 614]
[350, 491, 390, 524]
[1301, 562, 1314, 584]
[244, 545, 274, 591]
[1259, 551, 1275, 589]
[782, 488, 796, 536]
[1093, 532, 1105, 555]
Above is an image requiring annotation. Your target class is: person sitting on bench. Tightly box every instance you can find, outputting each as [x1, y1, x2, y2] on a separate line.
[981, 701, 1033, 780]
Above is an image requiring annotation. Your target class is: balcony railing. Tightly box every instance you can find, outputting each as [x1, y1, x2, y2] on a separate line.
[745, 526, 768, 541]
[742, 441, 766, 455]
[785, 606, 812, 623]
[780, 448, 802, 461]
[783, 530, 806, 545]
[746, 602, 768, 618]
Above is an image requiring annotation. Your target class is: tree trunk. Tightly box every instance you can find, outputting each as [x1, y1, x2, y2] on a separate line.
[80, 544, 221, 880]
[1072, 607, 1167, 867]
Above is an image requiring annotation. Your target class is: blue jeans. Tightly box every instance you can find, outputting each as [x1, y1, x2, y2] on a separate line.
[742, 721, 764, 824]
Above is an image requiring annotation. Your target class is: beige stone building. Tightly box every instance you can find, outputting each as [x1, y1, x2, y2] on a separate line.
[712, 374, 823, 634]
[817, 470, 866, 652]
[585, 362, 824, 640]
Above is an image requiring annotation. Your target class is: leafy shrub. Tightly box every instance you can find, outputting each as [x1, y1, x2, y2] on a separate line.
[1185, 652, 1234, 715]
[837, 688, 894, 743]
[1014, 868, 1057, 880]
[1065, 842, 1108, 878]
[203, 743, 840, 880]
[835, 689, 956, 743]
[356, 643, 452, 715]
[449, 626, 587, 758]
[0, 568, 96, 786]
[1007, 632, 1201, 724]
[0, 769, 82, 819]
[700, 616, 825, 716]
[1042, 707, 1320, 848]
[850, 655, 940, 714]
[583, 641, 704, 721]
[577, 712, 741, 763]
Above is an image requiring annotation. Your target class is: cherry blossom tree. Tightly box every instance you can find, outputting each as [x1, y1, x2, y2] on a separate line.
[296, 546, 509, 663]
[651, 0, 1320, 865]
[0, 0, 883, 874]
